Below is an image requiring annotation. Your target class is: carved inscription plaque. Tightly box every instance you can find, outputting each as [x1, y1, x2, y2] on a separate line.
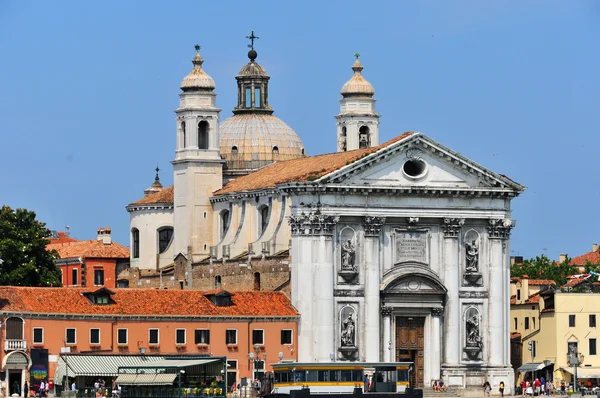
[396, 231, 428, 264]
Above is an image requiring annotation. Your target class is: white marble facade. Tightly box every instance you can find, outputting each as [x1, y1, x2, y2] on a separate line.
[287, 134, 523, 391]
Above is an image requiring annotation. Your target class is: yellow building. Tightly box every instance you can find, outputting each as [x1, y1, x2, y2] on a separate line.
[519, 277, 600, 387]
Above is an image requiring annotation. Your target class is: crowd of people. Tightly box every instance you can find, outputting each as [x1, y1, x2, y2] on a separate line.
[432, 379, 448, 392]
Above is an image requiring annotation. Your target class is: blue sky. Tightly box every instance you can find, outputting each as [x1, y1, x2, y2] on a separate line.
[1, 1, 599, 260]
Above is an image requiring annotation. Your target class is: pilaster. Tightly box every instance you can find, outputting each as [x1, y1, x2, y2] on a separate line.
[363, 216, 385, 362]
[382, 306, 392, 362]
[442, 217, 463, 365]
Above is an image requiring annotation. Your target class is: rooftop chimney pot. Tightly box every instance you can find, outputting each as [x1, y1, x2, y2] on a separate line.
[559, 253, 567, 263]
[593, 243, 598, 253]
[97, 227, 112, 245]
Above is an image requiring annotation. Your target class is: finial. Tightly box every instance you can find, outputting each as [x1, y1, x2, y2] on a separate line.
[154, 164, 161, 184]
[192, 44, 204, 66]
[246, 30, 259, 50]
[354, 52, 360, 60]
[195, 44, 200, 52]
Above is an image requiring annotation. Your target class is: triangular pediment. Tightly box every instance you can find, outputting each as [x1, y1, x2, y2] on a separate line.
[320, 134, 524, 193]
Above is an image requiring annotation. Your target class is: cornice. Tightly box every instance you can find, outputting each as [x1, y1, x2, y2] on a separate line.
[126, 203, 174, 213]
[210, 189, 281, 203]
[0, 312, 299, 322]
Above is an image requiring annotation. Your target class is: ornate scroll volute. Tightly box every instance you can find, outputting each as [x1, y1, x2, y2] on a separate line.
[363, 216, 386, 237]
[487, 218, 514, 239]
[441, 218, 465, 238]
[288, 212, 340, 236]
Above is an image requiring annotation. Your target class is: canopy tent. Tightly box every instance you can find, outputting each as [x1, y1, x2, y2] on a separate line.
[115, 373, 177, 386]
[561, 367, 600, 379]
[517, 362, 553, 373]
[118, 358, 223, 374]
[55, 355, 168, 381]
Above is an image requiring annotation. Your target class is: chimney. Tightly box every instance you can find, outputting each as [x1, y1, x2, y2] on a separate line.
[97, 227, 112, 245]
[593, 243, 598, 253]
[559, 253, 567, 263]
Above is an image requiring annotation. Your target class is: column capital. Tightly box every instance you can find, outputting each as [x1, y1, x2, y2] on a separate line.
[442, 218, 465, 238]
[487, 218, 514, 240]
[381, 306, 393, 316]
[363, 216, 386, 236]
[288, 212, 339, 236]
[431, 307, 443, 317]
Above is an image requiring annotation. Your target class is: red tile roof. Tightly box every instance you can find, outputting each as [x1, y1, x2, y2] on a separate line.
[214, 132, 415, 196]
[511, 332, 521, 340]
[510, 295, 516, 305]
[570, 250, 600, 266]
[527, 279, 556, 286]
[48, 232, 78, 244]
[0, 287, 298, 317]
[130, 186, 174, 205]
[524, 294, 541, 304]
[47, 240, 129, 259]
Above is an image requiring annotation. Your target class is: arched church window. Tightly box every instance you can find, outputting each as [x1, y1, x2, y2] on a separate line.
[157, 227, 174, 254]
[215, 275, 222, 289]
[258, 205, 269, 236]
[220, 210, 230, 240]
[272, 146, 279, 155]
[198, 121, 209, 150]
[339, 126, 347, 152]
[181, 122, 186, 148]
[132, 228, 140, 259]
[359, 125, 370, 148]
[253, 272, 261, 291]
[342, 126, 347, 136]
[231, 146, 238, 154]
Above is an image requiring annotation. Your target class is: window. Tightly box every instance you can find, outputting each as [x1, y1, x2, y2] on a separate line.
[158, 227, 174, 254]
[94, 269, 104, 286]
[226, 329, 237, 345]
[66, 328, 76, 344]
[195, 329, 210, 344]
[359, 125, 370, 148]
[517, 290, 521, 300]
[215, 275, 222, 289]
[532, 317, 536, 329]
[90, 328, 100, 345]
[231, 146, 238, 154]
[514, 318, 518, 330]
[254, 272, 261, 291]
[176, 329, 186, 345]
[591, 338, 597, 355]
[132, 228, 140, 259]
[281, 329, 292, 345]
[259, 206, 269, 236]
[252, 330, 264, 345]
[525, 317, 530, 330]
[245, 87, 252, 108]
[72, 268, 78, 286]
[227, 360, 237, 394]
[220, 210, 230, 239]
[272, 146, 279, 155]
[227, 360, 237, 369]
[33, 328, 44, 344]
[254, 87, 261, 107]
[94, 295, 109, 304]
[181, 121, 186, 148]
[591, 314, 597, 328]
[149, 329, 159, 345]
[198, 121, 209, 149]
[569, 314, 576, 327]
[117, 329, 128, 345]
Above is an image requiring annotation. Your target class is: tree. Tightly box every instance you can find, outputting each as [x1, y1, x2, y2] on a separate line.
[0, 205, 62, 286]
[510, 254, 575, 286]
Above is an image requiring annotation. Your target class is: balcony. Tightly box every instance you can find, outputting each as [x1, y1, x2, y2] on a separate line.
[4, 339, 27, 351]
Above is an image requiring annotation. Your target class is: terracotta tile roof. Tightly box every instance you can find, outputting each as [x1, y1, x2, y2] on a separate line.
[511, 332, 521, 340]
[570, 250, 600, 266]
[48, 232, 78, 244]
[527, 279, 556, 286]
[561, 276, 589, 289]
[524, 293, 541, 304]
[0, 287, 299, 317]
[510, 295, 516, 305]
[130, 186, 174, 205]
[214, 132, 415, 196]
[47, 240, 129, 259]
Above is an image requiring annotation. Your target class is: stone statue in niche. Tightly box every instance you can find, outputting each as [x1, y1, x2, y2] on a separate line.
[465, 311, 482, 348]
[465, 238, 479, 273]
[341, 239, 356, 271]
[341, 313, 356, 347]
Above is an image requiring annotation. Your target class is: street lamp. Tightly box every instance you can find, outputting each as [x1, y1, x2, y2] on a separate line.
[568, 349, 585, 392]
[528, 341, 535, 385]
[178, 369, 185, 398]
[278, 352, 284, 363]
[248, 352, 255, 379]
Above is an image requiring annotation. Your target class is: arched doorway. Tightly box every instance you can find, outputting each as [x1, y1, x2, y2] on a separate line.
[2, 350, 32, 397]
[380, 264, 447, 388]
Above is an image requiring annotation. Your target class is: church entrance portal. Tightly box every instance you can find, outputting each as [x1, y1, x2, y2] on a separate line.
[395, 316, 425, 388]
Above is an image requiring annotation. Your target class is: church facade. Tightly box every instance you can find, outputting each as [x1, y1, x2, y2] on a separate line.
[126, 42, 524, 390]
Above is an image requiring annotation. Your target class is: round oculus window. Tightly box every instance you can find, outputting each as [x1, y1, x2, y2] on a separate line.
[402, 158, 428, 180]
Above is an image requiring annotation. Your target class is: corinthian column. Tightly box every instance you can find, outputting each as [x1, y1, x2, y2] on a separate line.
[363, 216, 385, 362]
[487, 218, 513, 366]
[431, 307, 443, 379]
[382, 306, 392, 362]
[441, 218, 463, 366]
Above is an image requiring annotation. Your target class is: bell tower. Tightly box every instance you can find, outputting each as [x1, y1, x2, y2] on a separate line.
[336, 53, 380, 152]
[172, 45, 224, 261]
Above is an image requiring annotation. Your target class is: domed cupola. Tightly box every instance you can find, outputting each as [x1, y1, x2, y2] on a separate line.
[219, 32, 305, 181]
[180, 45, 216, 92]
[340, 56, 375, 98]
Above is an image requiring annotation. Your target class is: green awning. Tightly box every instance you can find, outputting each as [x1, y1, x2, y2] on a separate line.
[55, 355, 168, 381]
[115, 374, 177, 386]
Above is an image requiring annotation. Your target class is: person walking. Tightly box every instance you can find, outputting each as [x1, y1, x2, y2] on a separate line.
[23, 381, 29, 398]
[499, 381, 505, 397]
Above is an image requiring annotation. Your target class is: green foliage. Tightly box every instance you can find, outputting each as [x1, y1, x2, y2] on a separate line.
[510, 254, 577, 286]
[0, 205, 62, 286]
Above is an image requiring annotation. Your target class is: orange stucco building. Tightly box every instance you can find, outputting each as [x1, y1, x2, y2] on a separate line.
[47, 228, 130, 288]
[0, 287, 298, 395]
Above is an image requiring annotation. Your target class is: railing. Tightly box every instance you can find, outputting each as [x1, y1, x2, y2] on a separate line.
[4, 339, 27, 351]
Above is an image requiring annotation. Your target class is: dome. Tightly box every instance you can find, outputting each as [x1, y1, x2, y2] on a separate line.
[220, 114, 305, 171]
[180, 48, 216, 91]
[238, 60, 267, 77]
[340, 58, 375, 97]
